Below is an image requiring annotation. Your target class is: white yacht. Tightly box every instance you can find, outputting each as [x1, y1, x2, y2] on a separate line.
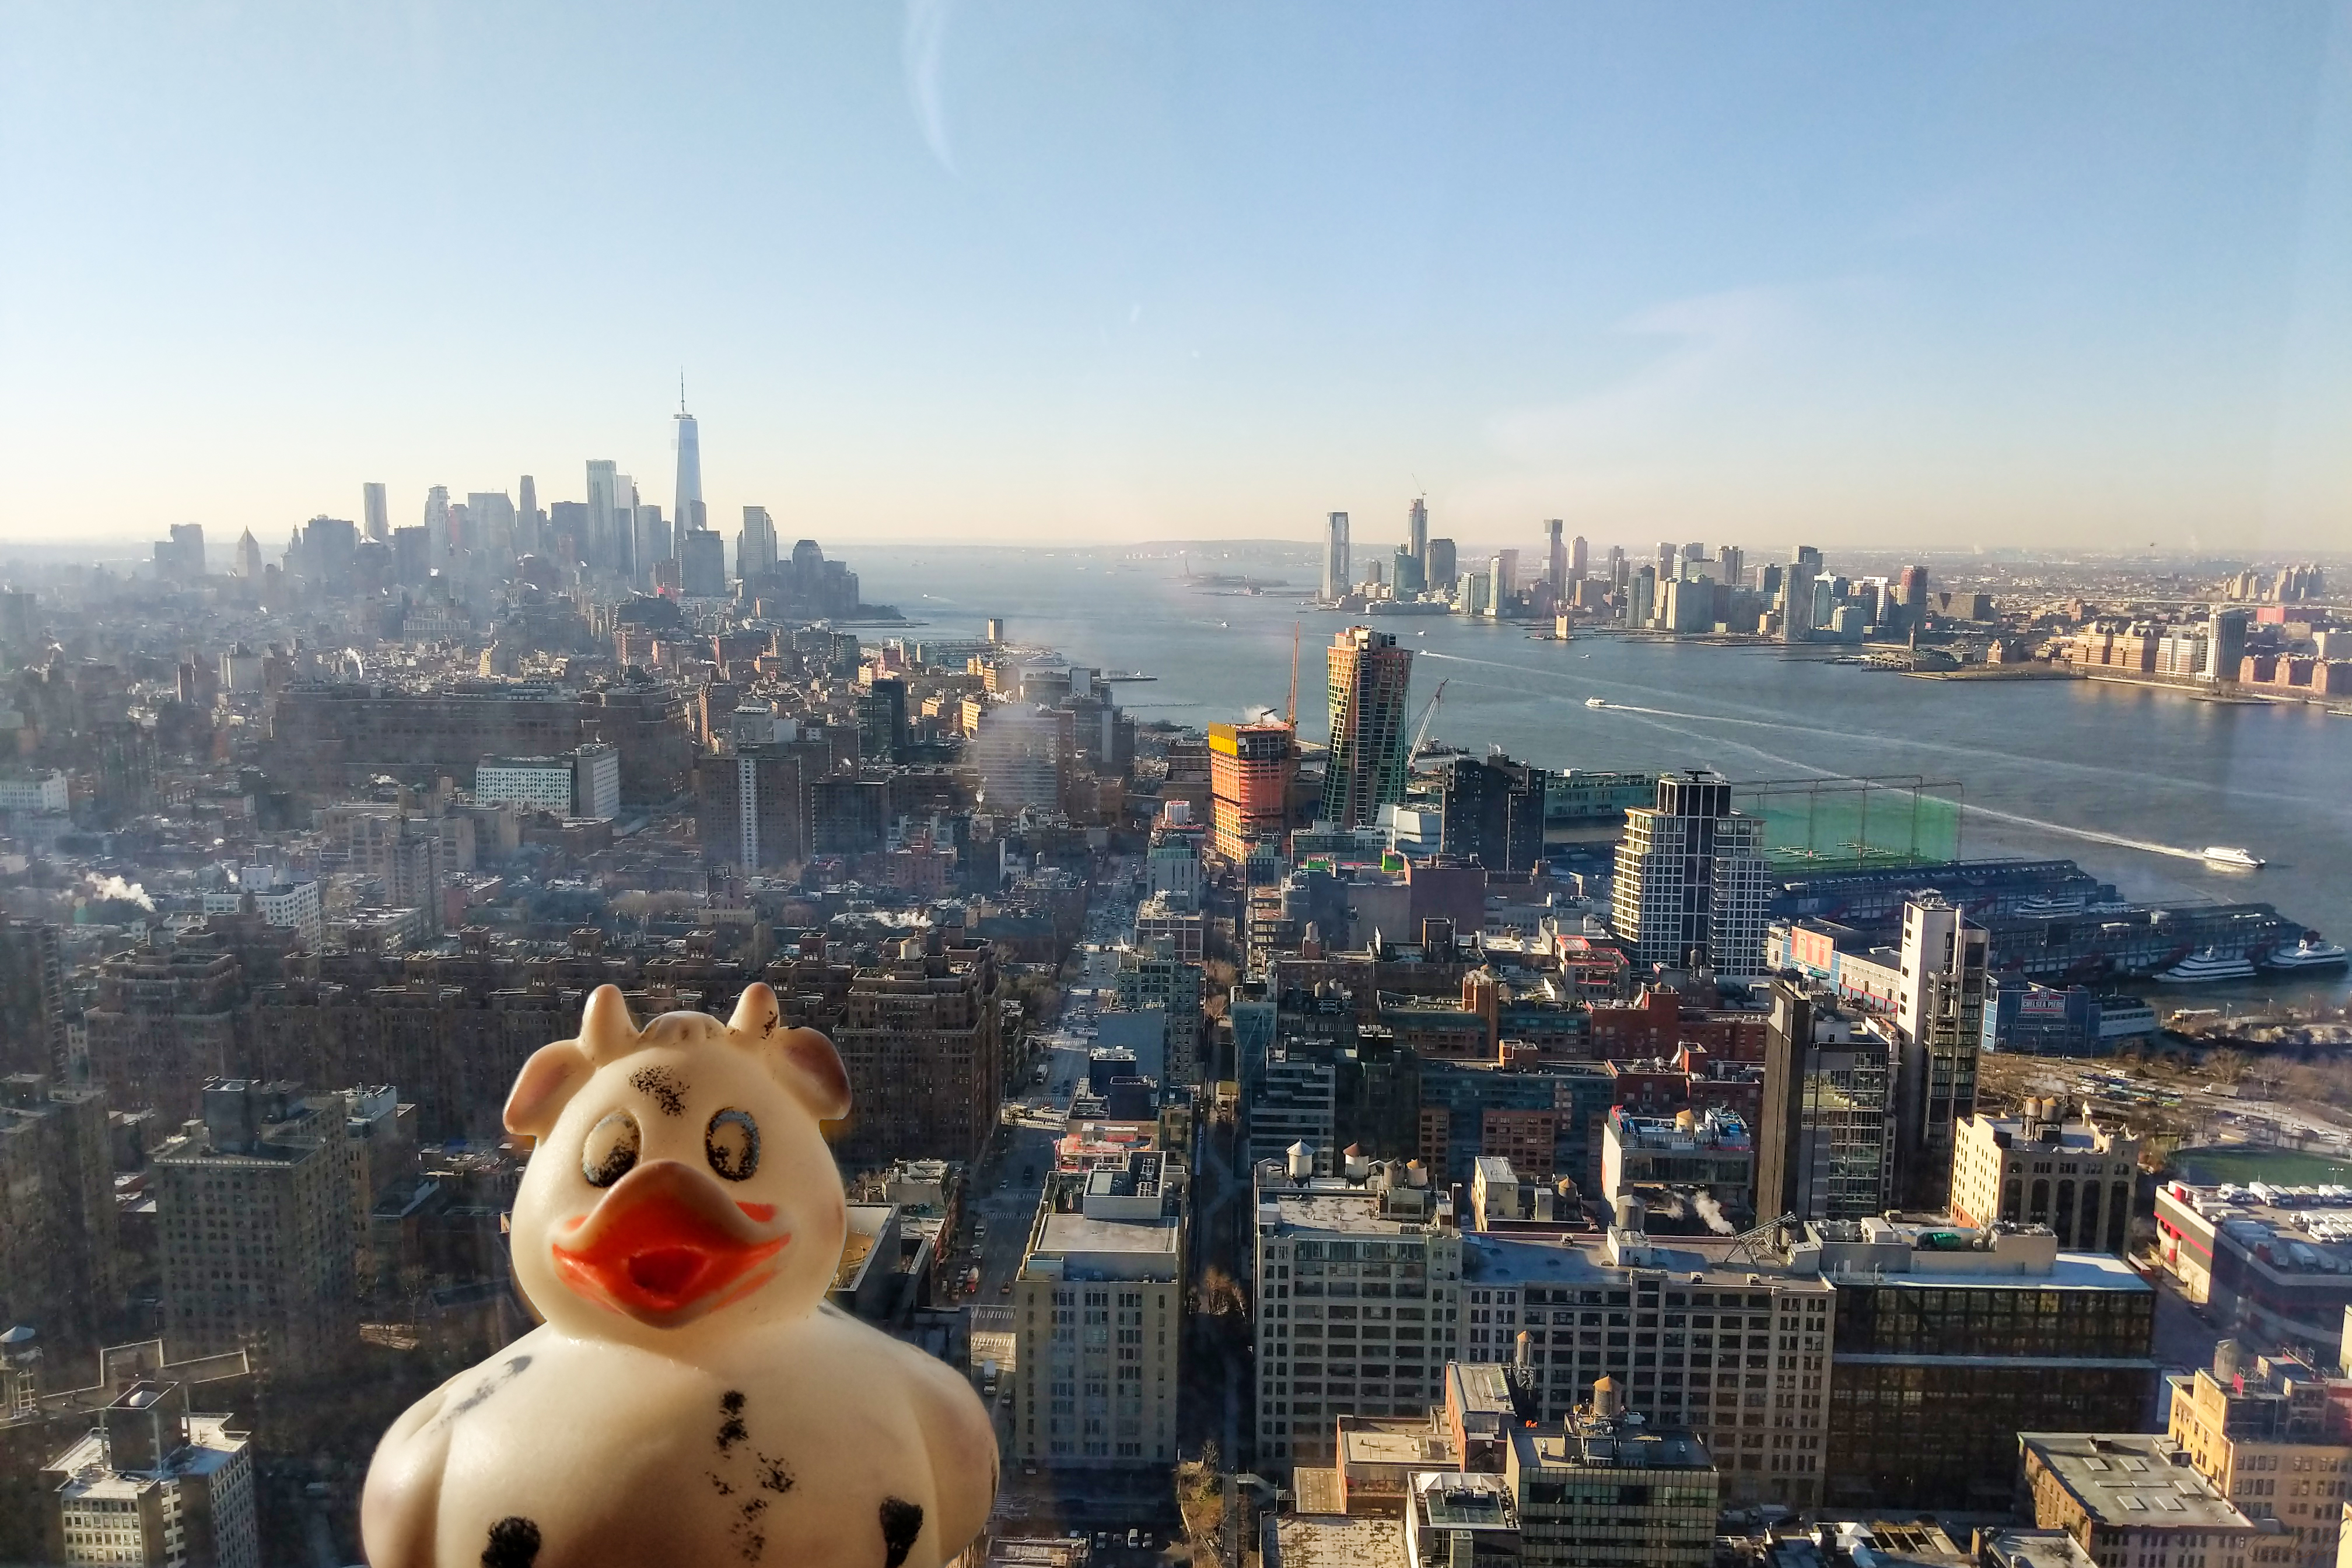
[2154, 947, 2259, 984]
[2202, 846, 2265, 869]
[1584, 696, 1608, 709]
[2264, 937, 2349, 971]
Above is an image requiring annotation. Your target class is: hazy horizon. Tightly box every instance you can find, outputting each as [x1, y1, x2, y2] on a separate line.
[4, 4, 2348, 551]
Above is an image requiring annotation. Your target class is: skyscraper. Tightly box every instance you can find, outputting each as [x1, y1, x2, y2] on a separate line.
[1486, 548, 1518, 618]
[1570, 533, 1588, 583]
[739, 504, 779, 582]
[517, 474, 540, 555]
[1892, 898, 1987, 1209]
[1408, 496, 1429, 571]
[1756, 980, 1896, 1222]
[1321, 625, 1412, 829]
[586, 460, 621, 575]
[1427, 537, 1458, 590]
[235, 529, 262, 579]
[362, 481, 388, 541]
[1780, 559, 1817, 644]
[422, 485, 450, 559]
[1609, 772, 1769, 974]
[674, 390, 705, 533]
[1322, 511, 1350, 600]
[1656, 541, 1678, 580]
[1545, 519, 1566, 598]
[634, 503, 671, 587]
[1208, 720, 1298, 862]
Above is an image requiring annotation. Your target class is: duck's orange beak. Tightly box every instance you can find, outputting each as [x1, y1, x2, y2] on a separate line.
[550, 1160, 787, 1326]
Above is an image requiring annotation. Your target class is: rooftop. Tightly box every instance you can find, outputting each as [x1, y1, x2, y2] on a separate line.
[1270, 1513, 1408, 1568]
[2022, 1434, 2263, 1530]
[2161, 1181, 2352, 1262]
[1460, 1230, 1829, 1293]
[1513, 1414, 1714, 1474]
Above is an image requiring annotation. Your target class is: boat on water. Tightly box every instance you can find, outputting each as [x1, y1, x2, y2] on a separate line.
[2015, 894, 2088, 919]
[1584, 696, 1608, 709]
[2154, 947, 2259, 984]
[2264, 937, 2350, 971]
[2203, 845, 2266, 869]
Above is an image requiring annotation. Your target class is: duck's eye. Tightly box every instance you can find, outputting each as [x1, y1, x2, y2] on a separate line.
[582, 1110, 640, 1188]
[705, 1108, 760, 1182]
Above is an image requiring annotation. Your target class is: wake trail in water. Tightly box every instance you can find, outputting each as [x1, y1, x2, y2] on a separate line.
[1429, 649, 2351, 814]
[1600, 704, 2213, 866]
[1954, 803, 2208, 862]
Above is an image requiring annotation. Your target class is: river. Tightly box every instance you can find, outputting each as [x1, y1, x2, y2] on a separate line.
[856, 545, 2352, 1010]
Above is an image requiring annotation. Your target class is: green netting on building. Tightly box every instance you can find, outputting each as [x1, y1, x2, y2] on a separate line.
[1743, 782, 1961, 872]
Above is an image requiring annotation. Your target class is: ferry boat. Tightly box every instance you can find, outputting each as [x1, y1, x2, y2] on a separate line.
[1584, 696, 1608, 709]
[2202, 846, 2266, 869]
[2015, 894, 2088, 919]
[2263, 937, 2350, 971]
[2154, 947, 2259, 984]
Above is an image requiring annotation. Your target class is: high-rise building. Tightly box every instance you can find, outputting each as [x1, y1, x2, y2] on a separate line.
[1011, 1154, 1184, 1470]
[1460, 1226, 1835, 1507]
[1949, 1103, 2138, 1252]
[1427, 537, 1458, 589]
[362, 481, 389, 541]
[41, 1383, 258, 1568]
[831, 936, 1003, 1167]
[1321, 626, 1413, 831]
[1657, 541, 1679, 580]
[1544, 519, 1566, 598]
[0, 1074, 119, 1345]
[971, 705, 1073, 813]
[1814, 1222, 2158, 1511]
[1892, 898, 1987, 1209]
[1570, 534, 1588, 583]
[680, 524, 726, 596]
[2206, 608, 2252, 684]
[674, 394, 705, 534]
[739, 504, 779, 583]
[1486, 549, 1518, 617]
[1408, 496, 1429, 571]
[1609, 773, 1768, 975]
[1757, 982, 1895, 1222]
[1251, 1151, 1461, 1470]
[585, 460, 629, 576]
[1439, 752, 1546, 874]
[1897, 564, 1928, 618]
[153, 1080, 356, 1374]
[516, 474, 539, 554]
[634, 503, 671, 586]
[1208, 720, 1298, 863]
[1504, 1376, 1721, 1568]
[1203, 719, 1299, 860]
[1780, 559, 1818, 643]
[856, 677, 908, 764]
[0, 919, 68, 1080]
[2166, 1345, 2352, 1568]
[233, 528, 262, 580]
[1322, 511, 1352, 600]
[693, 743, 819, 869]
[422, 484, 450, 559]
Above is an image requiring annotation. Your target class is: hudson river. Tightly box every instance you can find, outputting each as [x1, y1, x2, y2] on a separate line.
[860, 546, 2352, 1010]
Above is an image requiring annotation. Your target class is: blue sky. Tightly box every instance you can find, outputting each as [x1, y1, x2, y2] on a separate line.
[2, 2, 2346, 552]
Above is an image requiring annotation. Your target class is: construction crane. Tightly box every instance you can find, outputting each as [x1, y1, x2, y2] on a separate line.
[1407, 678, 1448, 763]
[1284, 621, 1301, 729]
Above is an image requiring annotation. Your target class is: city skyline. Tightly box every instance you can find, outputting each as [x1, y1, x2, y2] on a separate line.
[2, 6, 2348, 551]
